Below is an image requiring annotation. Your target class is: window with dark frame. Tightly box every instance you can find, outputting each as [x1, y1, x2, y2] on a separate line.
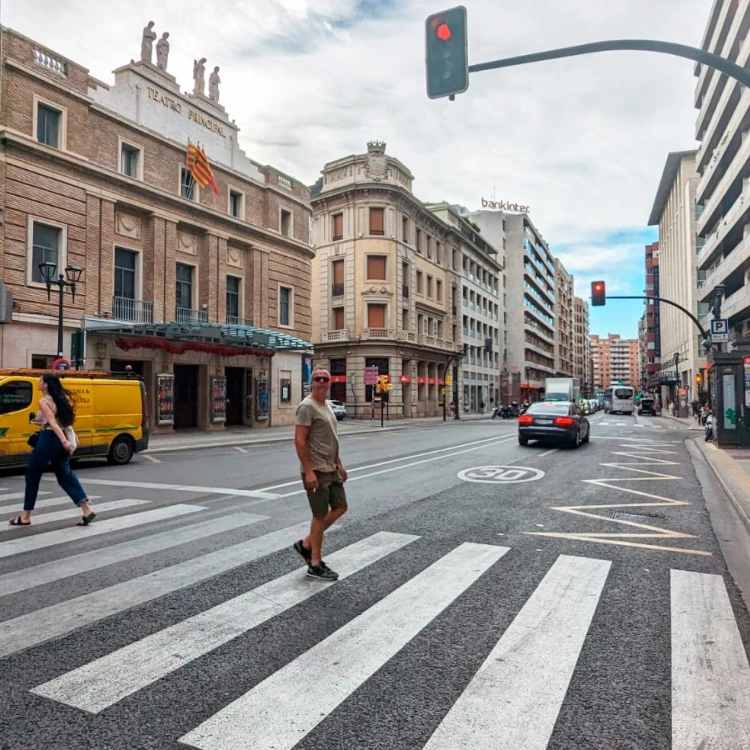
[36, 103, 60, 148]
[176, 263, 194, 311]
[226, 276, 241, 320]
[114, 248, 137, 300]
[279, 286, 291, 326]
[0, 381, 33, 415]
[120, 143, 140, 178]
[280, 210, 292, 237]
[31, 222, 61, 284]
[180, 167, 196, 200]
[229, 191, 243, 218]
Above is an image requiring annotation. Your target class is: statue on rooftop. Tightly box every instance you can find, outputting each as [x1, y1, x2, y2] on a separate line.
[209, 66, 221, 103]
[156, 32, 170, 70]
[193, 57, 207, 96]
[140, 21, 156, 64]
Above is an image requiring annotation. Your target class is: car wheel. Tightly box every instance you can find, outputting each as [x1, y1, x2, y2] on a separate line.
[582, 429, 590, 444]
[518, 436, 529, 446]
[571, 431, 581, 449]
[107, 434, 135, 465]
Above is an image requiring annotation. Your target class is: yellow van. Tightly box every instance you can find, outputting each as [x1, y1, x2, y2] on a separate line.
[0, 369, 150, 468]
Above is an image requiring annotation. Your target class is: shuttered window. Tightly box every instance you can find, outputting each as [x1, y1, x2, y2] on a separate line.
[332, 259, 344, 284]
[369, 208, 384, 235]
[333, 213, 343, 240]
[367, 255, 387, 280]
[333, 307, 345, 329]
[368, 304, 386, 328]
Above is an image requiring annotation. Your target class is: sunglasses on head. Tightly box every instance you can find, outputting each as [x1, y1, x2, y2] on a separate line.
[313, 376, 330, 383]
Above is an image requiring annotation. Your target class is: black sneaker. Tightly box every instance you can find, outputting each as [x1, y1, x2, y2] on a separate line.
[293, 540, 312, 564]
[307, 562, 339, 581]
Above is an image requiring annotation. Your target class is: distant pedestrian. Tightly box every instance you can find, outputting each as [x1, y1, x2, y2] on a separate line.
[8, 373, 96, 527]
[293, 366, 348, 580]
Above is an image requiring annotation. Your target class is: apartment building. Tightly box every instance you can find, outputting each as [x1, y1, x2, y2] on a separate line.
[554, 259, 574, 377]
[648, 152, 705, 403]
[573, 296, 591, 392]
[0, 25, 313, 431]
[466, 210, 556, 402]
[591, 334, 640, 390]
[642, 241, 662, 391]
[694, 2, 750, 348]
[427, 203, 503, 412]
[310, 142, 462, 418]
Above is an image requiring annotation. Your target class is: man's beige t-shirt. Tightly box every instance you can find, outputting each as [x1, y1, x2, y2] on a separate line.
[295, 396, 339, 473]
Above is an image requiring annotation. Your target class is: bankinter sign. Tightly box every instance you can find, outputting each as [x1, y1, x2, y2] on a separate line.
[481, 198, 530, 213]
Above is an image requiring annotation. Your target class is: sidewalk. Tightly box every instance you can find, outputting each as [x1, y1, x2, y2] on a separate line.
[658, 413, 704, 430]
[694, 439, 750, 534]
[145, 413, 492, 454]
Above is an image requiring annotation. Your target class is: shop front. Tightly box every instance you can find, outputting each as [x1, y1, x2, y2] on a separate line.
[83, 317, 312, 433]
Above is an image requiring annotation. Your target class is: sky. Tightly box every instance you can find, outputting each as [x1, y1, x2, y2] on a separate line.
[2, 0, 711, 338]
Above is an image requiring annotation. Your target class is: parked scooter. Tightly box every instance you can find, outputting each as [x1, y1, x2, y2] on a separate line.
[491, 402, 519, 419]
[704, 410, 714, 442]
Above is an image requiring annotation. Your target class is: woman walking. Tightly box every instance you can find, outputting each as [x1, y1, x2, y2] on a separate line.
[8, 373, 96, 527]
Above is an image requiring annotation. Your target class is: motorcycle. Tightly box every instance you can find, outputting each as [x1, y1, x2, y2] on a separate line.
[704, 411, 714, 442]
[491, 403, 517, 419]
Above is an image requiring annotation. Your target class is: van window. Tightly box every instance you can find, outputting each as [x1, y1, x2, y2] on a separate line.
[614, 388, 633, 399]
[0, 381, 33, 415]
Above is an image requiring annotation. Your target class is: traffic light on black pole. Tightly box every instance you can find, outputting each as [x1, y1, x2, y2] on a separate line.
[591, 280, 606, 306]
[425, 6, 469, 99]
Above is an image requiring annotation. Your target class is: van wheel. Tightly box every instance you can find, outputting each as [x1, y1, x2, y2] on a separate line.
[107, 435, 135, 465]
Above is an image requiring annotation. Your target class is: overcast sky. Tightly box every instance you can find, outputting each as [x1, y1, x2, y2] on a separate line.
[3, 0, 711, 337]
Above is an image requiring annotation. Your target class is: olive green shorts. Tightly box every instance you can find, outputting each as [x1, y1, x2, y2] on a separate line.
[302, 470, 347, 518]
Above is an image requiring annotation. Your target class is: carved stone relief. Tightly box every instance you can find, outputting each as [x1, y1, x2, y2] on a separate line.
[227, 246, 243, 268]
[177, 231, 198, 255]
[115, 212, 141, 239]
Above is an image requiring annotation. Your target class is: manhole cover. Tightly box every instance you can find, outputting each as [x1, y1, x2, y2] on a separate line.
[611, 511, 666, 522]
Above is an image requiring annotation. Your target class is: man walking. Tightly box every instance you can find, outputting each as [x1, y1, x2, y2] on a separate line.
[293, 366, 348, 580]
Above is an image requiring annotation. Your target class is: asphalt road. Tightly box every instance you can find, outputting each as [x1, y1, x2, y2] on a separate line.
[1, 412, 749, 750]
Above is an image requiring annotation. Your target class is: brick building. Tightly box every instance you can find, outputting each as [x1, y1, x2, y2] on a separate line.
[0, 26, 314, 431]
[591, 334, 640, 390]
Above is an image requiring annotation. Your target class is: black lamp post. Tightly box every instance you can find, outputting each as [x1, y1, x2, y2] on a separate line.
[38, 262, 83, 358]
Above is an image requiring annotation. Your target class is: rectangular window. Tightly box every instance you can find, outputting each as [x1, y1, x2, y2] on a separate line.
[180, 167, 196, 201]
[368, 304, 386, 329]
[31, 222, 61, 284]
[332, 259, 344, 297]
[369, 207, 384, 235]
[0, 381, 33, 415]
[416, 228, 422, 253]
[226, 276, 241, 320]
[120, 143, 141, 178]
[175, 263, 194, 312]
[333, 213, 344, 241]
[333, 307, 345, 330]
[436, 279, 443, 301]
[36, 103, 60, 148]
[280, 209, 292, 237]
[416, 270, 423, 294]
[427, 275, 433, 298]
[279, 286, 292, 326]
[229, 190, 243, 219]
[114, 248, 137, 300]
[402, 216, 409, 243]
[367, 255, 387, 280]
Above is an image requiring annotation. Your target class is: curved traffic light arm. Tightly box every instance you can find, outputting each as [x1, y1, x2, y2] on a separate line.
[468, 39, 750, 89]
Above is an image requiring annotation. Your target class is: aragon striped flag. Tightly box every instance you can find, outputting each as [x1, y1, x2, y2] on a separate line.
[186, 140, 220, 195]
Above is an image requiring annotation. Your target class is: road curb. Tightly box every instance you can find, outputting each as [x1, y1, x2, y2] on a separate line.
[692, 438, 750, 535]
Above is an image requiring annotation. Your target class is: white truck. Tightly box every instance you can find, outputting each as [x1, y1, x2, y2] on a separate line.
[544, 378, 581, 403]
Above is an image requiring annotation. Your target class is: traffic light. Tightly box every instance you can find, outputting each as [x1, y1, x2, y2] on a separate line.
[425, 6, 469, 99]
[696, 373, 703, 387]
[591, 280, 606, 306]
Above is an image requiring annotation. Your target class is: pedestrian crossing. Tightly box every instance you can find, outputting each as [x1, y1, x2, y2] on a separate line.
[1, 498, 749, 749]
[596, 420, 662, 429]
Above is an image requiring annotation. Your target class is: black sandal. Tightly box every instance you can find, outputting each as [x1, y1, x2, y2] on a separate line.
[9, 516, 30, 526]
[77, 512, 96, 527]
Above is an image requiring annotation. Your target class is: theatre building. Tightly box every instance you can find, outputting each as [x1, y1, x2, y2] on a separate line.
[0, 25, 314, 431]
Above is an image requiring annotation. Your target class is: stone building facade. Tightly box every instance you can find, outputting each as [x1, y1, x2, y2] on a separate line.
[310, 142, 463, 418]
[554, 259, 574, 378]
[0, 25, 313, 431]
[572, 296, 591, 393]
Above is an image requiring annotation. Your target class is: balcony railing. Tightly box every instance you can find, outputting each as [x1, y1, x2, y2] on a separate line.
[323, 329, 349, 342]
[332, 282, 345, 297]
[226, 316, 254, 327]
[175, 307, 208, 325]
[112, 297, 153, 324]
[362, 328, 393, 339]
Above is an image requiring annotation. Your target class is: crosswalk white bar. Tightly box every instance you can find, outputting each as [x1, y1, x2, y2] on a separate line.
[33, 531, 418, 713]
[0, 503, 205, 560]
[0, 521, 314, 658]
[0, 491, 51, 504]
[671, 569, 750, 749]
[179, 541, 509, 750]
[422, 554, 610, 750]
[0, 512, 267, 599]
[0, 499, 148, 531]
[0, 495, 102, 512]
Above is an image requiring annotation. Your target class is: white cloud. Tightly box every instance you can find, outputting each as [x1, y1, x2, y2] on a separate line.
[3, 0, 709, 259]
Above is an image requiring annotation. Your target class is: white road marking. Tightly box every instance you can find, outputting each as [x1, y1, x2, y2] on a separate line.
[45, 478, 280, 500]
[179, 542, 509, 750]
[538, 448, 558, 457]
[277, 436, 518, 498]
[0, 512, 267, 598]
[0, 504, 205, 560]
[423, 554, 610, 750]
[0, 495, 102, 512]
[2, 499, 148, 530]
[0, 491, 51, 504]
[671, 569, 750, 748]
[257, 435, 514, 492]
[0, 521, 315, 658]
[33, 531, 418, 713]
[142, 454, 162, 464]
[457, 466, 545, 484]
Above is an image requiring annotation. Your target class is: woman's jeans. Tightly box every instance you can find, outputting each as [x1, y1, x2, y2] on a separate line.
[24, 429, 87, 511]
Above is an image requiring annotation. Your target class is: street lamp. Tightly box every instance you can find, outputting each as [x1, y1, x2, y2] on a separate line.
[39, 262, 83, 358]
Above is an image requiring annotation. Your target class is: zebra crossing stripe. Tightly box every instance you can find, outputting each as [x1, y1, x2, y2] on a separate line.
[0, 491, 51, 504]
[0, 504, 205, 560]
[671, 570, 750, 748]
[0, 513, 267, 598]
[178, 542, 509, 750]
[0, 495, 102, 513]
[423, 554, 611, 749]
[32, 531, 418, 713]
[0, 521, 314, 658]
[0, 499, 148, 531]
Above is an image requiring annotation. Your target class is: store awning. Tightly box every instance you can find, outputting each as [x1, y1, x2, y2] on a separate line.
[83, 316, 313, 352]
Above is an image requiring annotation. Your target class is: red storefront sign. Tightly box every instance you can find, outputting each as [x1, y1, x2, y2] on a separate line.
[330, 375, 346, 384]
[417, 377, 427, 384]
[399, 375, 412, 384]
[428, 378, 436, 385]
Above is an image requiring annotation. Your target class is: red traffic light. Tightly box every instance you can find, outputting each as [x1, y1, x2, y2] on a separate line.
[593, 283, 603, 292]
[436, 22, 452, 40]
